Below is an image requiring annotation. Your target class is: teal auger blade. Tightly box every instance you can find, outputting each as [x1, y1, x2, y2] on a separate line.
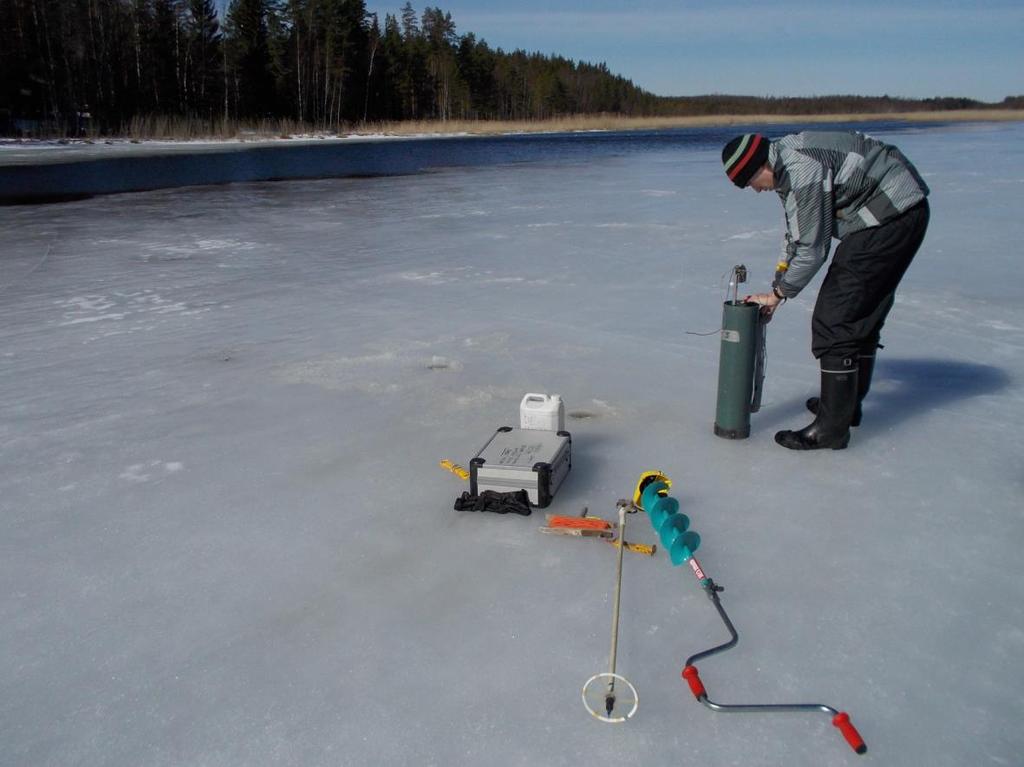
[658, 513, 690, 548]
[640, 478, 700, 565]
[641, 481, 670, 517]
[648, 496, 679, 531]
[669, 531, 701, 566]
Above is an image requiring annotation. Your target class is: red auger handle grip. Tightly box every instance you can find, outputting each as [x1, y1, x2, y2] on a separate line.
[832, 712, 867, 754]
[681, 666, 706, 699]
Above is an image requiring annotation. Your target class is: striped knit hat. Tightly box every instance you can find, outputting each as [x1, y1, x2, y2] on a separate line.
[722, 134, 769, 187]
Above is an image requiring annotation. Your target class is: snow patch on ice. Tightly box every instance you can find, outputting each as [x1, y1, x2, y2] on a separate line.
[58, 295, 115, 312]
[462, 333, 512, 354]
[55, 291, 209, 333]
[453, 385, 524, 408]
[397, 271, 453, 285]
[193, 238, 257, 251]
[128, 238, 259, 261]
[723, 228, 777, 241]
[390, 269, 547, 288]
[61, 313, 127, 325]
[593, 221, 683, 231]
[277, 352, 408, 394]
[119, 461, 185, 483]
[417, 209, 488, 219]
[981, 319, 1022, 332]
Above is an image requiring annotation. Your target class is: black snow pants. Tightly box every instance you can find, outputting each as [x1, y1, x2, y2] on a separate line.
[811, 199, 930, 360]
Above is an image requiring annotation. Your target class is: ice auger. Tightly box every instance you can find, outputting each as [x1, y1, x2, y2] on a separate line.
[637, 474, 867, 756]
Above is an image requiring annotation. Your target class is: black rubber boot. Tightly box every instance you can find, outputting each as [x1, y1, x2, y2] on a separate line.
[777, 356, 858, 450]
[806, 351, 876, 427]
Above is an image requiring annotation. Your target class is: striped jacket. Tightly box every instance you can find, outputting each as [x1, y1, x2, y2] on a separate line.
[769, 131, 929, 298]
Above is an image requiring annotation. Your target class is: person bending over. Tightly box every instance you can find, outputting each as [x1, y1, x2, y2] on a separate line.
[721, 131, 929, 450]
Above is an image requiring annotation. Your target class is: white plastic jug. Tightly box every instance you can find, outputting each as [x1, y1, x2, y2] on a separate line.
[520, 393, 565, 432]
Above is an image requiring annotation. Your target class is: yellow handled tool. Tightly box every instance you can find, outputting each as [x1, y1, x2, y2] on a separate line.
[606, 538, 657, 557]
[439, 459, 470, 480]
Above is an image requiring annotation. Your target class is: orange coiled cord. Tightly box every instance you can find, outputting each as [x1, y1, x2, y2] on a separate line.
[546, 515, 612, 530]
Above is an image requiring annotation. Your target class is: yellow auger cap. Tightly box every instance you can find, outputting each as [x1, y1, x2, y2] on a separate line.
[633, 471, 672, 509]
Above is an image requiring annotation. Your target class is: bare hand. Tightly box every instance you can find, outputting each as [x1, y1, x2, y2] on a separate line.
[744, 292, 782, 321]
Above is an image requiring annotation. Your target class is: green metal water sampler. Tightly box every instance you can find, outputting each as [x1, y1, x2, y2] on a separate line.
[714, 265, 766, 439]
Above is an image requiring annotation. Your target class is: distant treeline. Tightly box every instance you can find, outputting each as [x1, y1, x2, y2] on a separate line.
[649, 94, 1024, 117]
[1, 0, 1020, 136]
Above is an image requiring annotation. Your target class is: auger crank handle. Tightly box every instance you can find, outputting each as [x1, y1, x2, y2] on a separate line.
[682, 665, 706, 699]
[832, 711, 867, 754]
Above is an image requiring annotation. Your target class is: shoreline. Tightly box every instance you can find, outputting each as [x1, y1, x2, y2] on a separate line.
[351, 109, 1024, 137]
[2, 112, 1020, 201]
[2, 109, 1022, 151]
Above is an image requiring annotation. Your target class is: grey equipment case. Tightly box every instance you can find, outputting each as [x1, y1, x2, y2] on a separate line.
[470, 427, 572, 508]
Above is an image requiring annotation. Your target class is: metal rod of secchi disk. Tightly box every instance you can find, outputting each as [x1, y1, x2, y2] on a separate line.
[604, 502, 629, 717]
[581, 500, 639, 723]
[679, 556, 868, 755]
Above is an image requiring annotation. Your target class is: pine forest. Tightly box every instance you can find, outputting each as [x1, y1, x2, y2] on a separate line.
[1, 0, 656, 135]
[1, 0, 1019, 137]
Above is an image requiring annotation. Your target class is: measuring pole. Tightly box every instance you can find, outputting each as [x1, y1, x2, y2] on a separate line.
[604, 503, 629, 715]
[582, 501, 639, 723]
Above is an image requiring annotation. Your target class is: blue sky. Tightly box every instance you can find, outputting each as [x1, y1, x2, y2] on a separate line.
[362, 0, 1022, 101]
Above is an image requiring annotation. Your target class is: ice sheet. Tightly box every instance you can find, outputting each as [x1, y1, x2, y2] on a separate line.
[1, 122, 1022, 766]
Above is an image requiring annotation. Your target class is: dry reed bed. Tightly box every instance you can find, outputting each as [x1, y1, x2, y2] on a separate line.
[109, 109, 1024, 141]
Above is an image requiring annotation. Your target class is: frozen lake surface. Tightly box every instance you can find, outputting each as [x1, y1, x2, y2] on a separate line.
[1, 122, 1023, 766]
